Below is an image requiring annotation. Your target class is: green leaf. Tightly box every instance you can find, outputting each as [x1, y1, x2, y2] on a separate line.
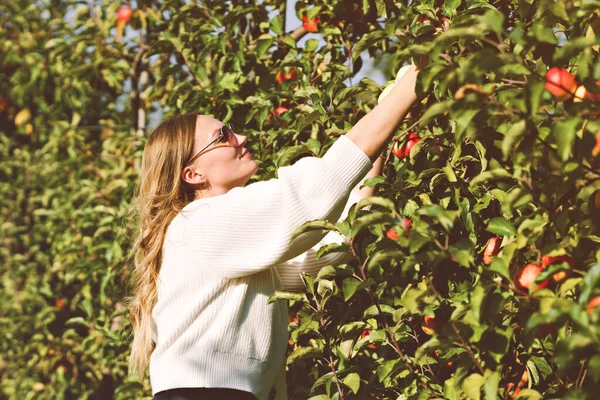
[267, 290, 307, 305]
[290, 220, 339, 242]
[580, 262, 600, 304]
[270, 15, 284, 35]
[462, 373, 485, 400]
[552, 117, 580, 162]
[353, 30, 387, 59]
[375, 0, 387, 18]
[421, 101, 452, 122]
[526, 78, 545, 116]
[287, 346, 323, 364]
[486, 217, 516, 236]
[342, 278, 362, 301]
[342, 372, 361, 394]
[255, 37, 273, 58]
[469, 169, 512, 188]
[351, 212, 395, 237]
[501, 120, 527, 160]
[483, 371, 501, 400]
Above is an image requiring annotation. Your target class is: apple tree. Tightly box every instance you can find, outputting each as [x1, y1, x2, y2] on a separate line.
[1, 0, 600, 399]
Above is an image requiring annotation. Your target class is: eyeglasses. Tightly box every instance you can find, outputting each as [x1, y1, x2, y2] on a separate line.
[186, 124, 239, 165]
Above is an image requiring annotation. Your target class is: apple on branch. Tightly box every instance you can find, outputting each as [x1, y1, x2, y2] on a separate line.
[302, 15, 320, 33]
[392, 133, 420, 159]
[544, 67, 577, 101]
[593, 133, 600, 156]
[574, 82, 600, 103]
[483, 236, 502, 264]
[116, 6, 133, 38]
[360, 330, 377, 349]
[276, 68, 297, 84]
[588, 296, 600, 315]
[274, 105, 289, 116]
[541, 254, 574, 283]
[514, 263, 549, 291]
[421, 315, 445, 335]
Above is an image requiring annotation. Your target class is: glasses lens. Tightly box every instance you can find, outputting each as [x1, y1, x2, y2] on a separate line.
[224, 124, 239, 147]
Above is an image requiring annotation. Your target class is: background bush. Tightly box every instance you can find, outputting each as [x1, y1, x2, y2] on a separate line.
[1, 0, 599, 399]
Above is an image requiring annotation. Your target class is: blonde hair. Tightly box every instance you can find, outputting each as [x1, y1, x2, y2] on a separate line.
[124, 112, 198, 380]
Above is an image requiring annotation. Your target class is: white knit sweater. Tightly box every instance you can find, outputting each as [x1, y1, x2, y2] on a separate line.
[149, 135, 373, 400]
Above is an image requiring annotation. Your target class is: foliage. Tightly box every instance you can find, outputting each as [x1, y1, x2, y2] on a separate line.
[1, 0, 600, 399]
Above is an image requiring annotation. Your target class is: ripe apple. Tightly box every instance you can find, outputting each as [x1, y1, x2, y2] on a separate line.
[392, 140, 404, 158]
[289, 315, 298, 324]
[592, 132, 600, 156]
[392, 133, 420, 159]
[574, 85, 587, 103]
[515, 263, 549, 291]
[302, 15, 320, 33]
[116, 6, 133, 23]
[276, 68, 297, 84]
[541, 254, 574, 283]
[361, 330, 377, 349]
[404, 218, 412, 230]
[422, 315, 443, 335]
[55, 299, 66, 309]
[403, 133, 421, 158]
[519, 369, 529, 387]
[378, 83, 396, 104]
[575, 82, 600, 102]
[395, 65, 412, 83]
[386, 228, 398, 240]
[483, 236, 502, 264]
[544, 67, 577, 101]
[274, 106, 289, 116]
[588, 296, 600, 315]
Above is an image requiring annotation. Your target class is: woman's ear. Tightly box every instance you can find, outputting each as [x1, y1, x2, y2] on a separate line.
[181, 166, 205, 185]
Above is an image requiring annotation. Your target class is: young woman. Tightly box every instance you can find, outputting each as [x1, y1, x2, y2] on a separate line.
[126, 64, 420, 400]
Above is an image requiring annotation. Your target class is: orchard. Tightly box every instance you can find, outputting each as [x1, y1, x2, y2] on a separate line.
[1, 1, 600, 400]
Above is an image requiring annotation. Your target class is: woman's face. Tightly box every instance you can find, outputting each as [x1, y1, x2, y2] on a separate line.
[182, 115, 258, 198]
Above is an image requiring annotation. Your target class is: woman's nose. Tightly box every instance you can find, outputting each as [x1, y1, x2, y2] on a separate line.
[235, 134, 247, 147]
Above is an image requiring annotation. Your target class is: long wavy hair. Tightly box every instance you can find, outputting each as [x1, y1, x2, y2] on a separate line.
[124, 112, 198, 380]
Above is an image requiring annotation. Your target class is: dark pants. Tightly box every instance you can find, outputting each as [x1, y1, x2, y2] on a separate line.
[152, 387, 258, 400]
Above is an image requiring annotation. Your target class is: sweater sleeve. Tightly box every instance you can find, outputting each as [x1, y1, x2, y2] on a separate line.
[275, 188, 363, 290]
[176, 135, 373, 279]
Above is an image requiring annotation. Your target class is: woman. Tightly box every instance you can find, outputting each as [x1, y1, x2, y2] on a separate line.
[126, 64, 420, 400]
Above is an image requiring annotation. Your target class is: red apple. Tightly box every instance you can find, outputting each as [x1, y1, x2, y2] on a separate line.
[274, 106, 289, 116]
[392, 140, 404, 158]
[55, 299, 66, 309]
[0, 98, 9, 112]
[544, 67, 577, 101]
[404, 218, 412, 230]
[422, 315, 443, 335]
[515, 263, 549, 291]
[483, 237, 502, 264]
[386, 228, 398, 240]
[392, 133, 420, 159]
[361, 330, 376, 349]
[116, 6, 133, 23]
[541, 254, 574, 283]
[588, 296, 600, 315]
[302, 15, 320, 33]
[289, 315, 298, 324]
[403, 134, 421, 157]
[276, 69, 297, 84]
[593, 132, 600, 157]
